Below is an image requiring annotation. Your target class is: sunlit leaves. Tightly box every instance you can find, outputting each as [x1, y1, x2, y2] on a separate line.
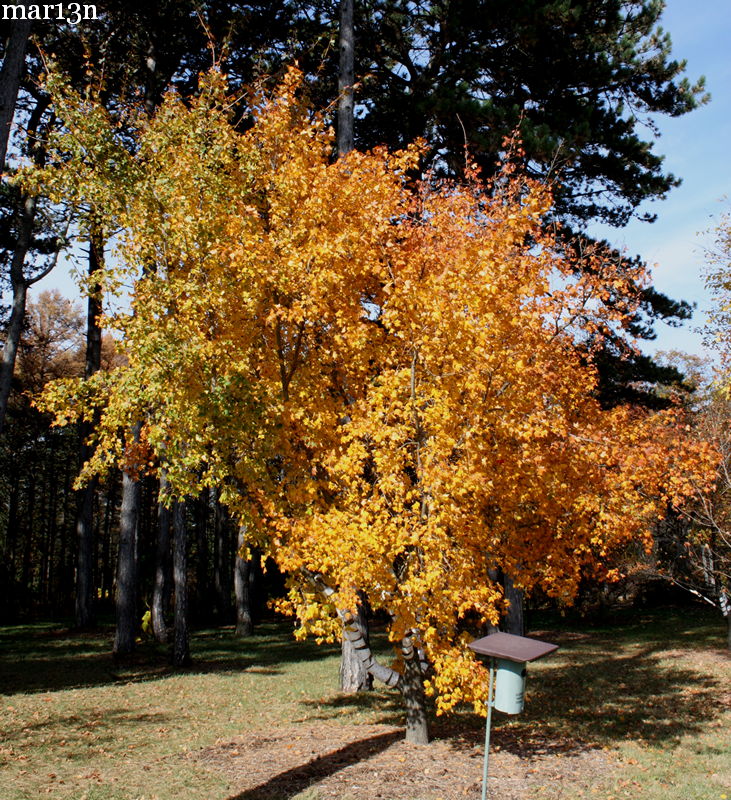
[30, 67, 715, 713]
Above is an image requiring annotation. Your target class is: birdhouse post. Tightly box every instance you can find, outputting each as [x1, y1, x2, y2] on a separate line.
[468, 632, 559, 800]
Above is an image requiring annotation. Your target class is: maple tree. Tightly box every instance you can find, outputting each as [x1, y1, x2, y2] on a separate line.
[26, 67, 715, 740]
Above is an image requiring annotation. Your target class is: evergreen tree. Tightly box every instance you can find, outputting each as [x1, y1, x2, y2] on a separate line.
[275, 0, 707, 401]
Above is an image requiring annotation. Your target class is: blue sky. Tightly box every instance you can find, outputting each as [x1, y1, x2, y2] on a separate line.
[587, 0, 731, 359]
[37, 1, 731, 360]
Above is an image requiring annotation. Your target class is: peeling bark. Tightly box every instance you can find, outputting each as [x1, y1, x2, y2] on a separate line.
[304, 570, 401, 687]
[334, 0, 371, 692]
[337, 0, 354, 157]
[401, 633, 429, 744]
[340, 592, 373, 692]
[341, 608, 399, 687]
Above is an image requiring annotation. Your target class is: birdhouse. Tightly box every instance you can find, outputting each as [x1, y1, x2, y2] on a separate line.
[468, 631, 558, 714]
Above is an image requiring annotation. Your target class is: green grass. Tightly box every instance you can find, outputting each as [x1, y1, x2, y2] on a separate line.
[0, 607, 729, 800]
[0, 619, 399, 800]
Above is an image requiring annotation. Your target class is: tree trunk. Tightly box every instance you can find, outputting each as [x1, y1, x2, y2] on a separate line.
[44, 436, 60, 607]
[0, 9, 31, 172]
[172, 499, 190, 666]
[21, 470, 35, 602]
[6, 470, 20, 572]
[100, 471, 118, 602]
[504, 574, 525, 636]
[38, 434, 53, 606]
[340, 592, 373, 692]
[337, 0, 354, 157]
[0, 96, 52, 434]
[151, 472, 171, 643]
[143, 40, 158, 118]
[212, 488, 229, 618]
[721, 589, 731, 650]
[113, 466, 140, 657]
[195, 492, 209, 622]
[234, 525, 253, 637]
[0, 204, 31, 433]
[58, 442, 75, 608]
[401, 634, 429, 744]
[75, 473, 97, 626]
[304, 567, 403, 689]
[74, 227, 104, 628]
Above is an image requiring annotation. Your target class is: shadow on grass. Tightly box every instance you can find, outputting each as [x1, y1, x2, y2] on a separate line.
[0, 619, 338, 695]
[299, 685, 406, 727]
[298, 607, 728, 760]
[1, 706, 174, 748]
[516, 645, 725, 746]
[431, 645, 724, 759]
[225, 729, 403, 800]
[2, 606, 727, 768]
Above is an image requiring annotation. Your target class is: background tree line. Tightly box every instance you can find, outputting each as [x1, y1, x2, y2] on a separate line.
[0, 289, 274, 635]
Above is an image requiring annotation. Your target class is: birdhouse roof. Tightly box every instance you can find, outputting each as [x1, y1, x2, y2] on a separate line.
[468, 632, 558, 663]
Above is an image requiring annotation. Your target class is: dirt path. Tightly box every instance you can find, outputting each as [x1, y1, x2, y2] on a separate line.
[193, 720, 615, 800]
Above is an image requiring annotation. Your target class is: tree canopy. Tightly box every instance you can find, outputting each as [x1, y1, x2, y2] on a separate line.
[27, 66, 716, 710]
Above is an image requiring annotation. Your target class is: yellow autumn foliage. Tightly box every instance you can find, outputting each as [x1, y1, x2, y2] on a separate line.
[28, 67, 717, 713]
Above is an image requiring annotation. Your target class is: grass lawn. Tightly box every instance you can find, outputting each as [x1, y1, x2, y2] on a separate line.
[0, 606, 729, 800]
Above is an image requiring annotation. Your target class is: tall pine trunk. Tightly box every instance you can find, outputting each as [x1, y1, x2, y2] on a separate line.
[6, 470, 19, 574]
[58, 442, 75, 608]
[113, 465, 140, 657]
[0, 96, 53, 434]
[194, 493, 209, 622]
[21, 471, 35, 603]
[0, 195, 33, 433]
[0, 8, 31, 172]
[152, 472, 171, 643]
[74, 226, 104, 628]
[75, 473, 98, 626]
[172, 499, 190, 666]
[212, 489, 230, 619]
[234, 525, 253, 637]
[100, 472, 118, 602]
[44, 436, 60, 607]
